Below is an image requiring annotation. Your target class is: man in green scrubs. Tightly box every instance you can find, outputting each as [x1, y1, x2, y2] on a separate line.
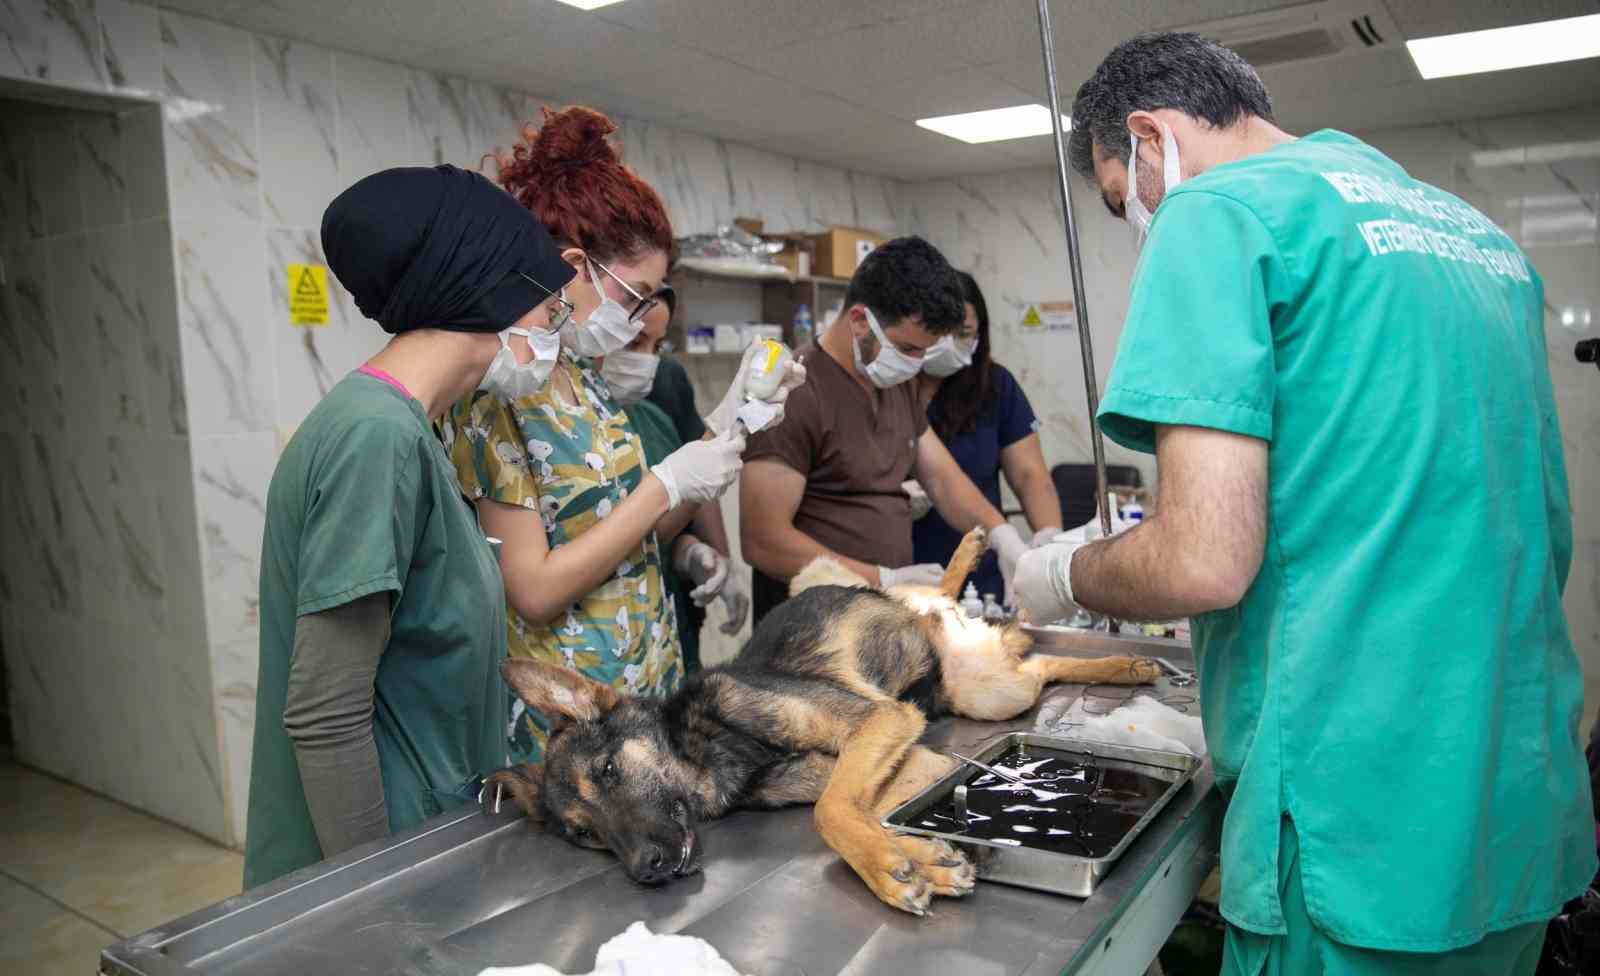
[1014, 33, 1593, 973]
[244, 165, 576, 888]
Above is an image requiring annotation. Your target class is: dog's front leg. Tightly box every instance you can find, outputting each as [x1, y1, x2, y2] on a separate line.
[814, 703, 972, 915]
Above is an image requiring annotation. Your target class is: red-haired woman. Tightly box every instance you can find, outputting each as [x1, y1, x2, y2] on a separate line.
[440, 108, 789, 762]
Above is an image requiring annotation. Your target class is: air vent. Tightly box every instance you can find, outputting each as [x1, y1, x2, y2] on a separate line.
[1184, 0, 1402, 70]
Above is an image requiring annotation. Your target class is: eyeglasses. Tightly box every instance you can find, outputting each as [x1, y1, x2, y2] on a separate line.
[589, 257, 660, 324]
[517, 271, 575, 330]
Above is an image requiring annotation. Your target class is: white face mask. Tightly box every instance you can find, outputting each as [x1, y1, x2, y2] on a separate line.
[1125, 120, 1182, 252]
[480, 326, 560, 400]
[921, 335, 976, 377]
[561, 261, 644, 359]
[851, 308, 923, 389]
[600, 349, 658, 405]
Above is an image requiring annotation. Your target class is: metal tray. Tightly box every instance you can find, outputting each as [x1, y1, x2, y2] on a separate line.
[882, 732, 1201, 898]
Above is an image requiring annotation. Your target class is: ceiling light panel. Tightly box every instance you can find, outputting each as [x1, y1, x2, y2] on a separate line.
[1406, 13, 1600, 80]
[915, 104, 1069, 144]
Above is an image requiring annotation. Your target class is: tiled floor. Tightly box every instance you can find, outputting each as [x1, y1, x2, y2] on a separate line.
[0, 756, 243, 976]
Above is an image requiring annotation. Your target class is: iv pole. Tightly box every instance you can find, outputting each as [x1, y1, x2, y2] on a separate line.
[1036, 0, 1114, 541]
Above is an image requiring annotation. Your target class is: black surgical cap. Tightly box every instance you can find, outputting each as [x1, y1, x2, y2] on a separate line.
[321, 164, 575, 334]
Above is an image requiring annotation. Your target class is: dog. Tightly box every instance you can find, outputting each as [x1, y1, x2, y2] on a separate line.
[486, 527, 1158, 915]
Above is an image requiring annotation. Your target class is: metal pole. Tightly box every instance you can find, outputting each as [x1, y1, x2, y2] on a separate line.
[1036, 0, 1113, 541]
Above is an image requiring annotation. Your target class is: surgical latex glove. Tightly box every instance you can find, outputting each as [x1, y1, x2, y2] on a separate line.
[902, 480, 933, 520]
[702, 343, 807, 437]
[653, 431, 746, 508]
[676, 541, 729, 606]
[878, 563, 944, 588]
[717, 567, 750, 634]
[989, 523, 1028, 591]
[1013, 539, 1088, 625]
[1031, 526, 1063, 548]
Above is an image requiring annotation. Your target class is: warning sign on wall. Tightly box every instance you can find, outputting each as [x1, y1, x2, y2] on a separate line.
[1020, 300, 1076, 332]
[287, 263, 329, 326]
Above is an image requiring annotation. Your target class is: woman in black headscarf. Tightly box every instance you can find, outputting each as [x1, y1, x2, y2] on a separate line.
[243, 165, 576, 888]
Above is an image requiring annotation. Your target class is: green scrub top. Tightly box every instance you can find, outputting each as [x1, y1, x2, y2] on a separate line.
[243, 373, 507, 889]
[1098, 130, 1593, 951]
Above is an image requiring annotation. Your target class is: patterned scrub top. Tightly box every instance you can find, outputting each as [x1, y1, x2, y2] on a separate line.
[441, 351, 683, 762]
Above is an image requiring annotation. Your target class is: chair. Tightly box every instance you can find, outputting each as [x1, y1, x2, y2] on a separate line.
[1051, 463, 1143, 530]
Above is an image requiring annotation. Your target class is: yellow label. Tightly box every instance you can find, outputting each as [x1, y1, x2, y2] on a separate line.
[757, 338, 782, 374]
[287, 263, 329, 326]
[1020, 304, 1043, 328]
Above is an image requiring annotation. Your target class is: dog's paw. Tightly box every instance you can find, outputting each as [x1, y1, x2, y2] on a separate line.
[1129, 657, 1162, 683]
[861, 845, 935, 916]
[894, 835, 976, 897]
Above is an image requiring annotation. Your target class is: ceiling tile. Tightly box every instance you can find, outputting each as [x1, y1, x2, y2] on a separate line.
[725, 17, 987, 100]
[1387, 0, 1597, 40]
[838, 66, 1040, 122]
[586, 0, 980, 57]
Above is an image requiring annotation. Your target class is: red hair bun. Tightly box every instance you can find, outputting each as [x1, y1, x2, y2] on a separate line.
[498, 106, 672, 261]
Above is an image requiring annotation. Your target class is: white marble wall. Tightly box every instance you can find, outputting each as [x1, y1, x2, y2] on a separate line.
[903, 109, 1600, 724]
[4, 0, 912, 843]
[0, 97, 222, 840]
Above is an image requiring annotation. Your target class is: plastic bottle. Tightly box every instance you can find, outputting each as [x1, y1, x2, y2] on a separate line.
[982, 593, 1004, 624]
[960, 583, 983, 619]
[792, 304, 813, 348]
[1123, 499, 1144, 524]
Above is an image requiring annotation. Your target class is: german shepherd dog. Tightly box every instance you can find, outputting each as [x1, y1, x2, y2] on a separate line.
[487, 529, 1157, 915]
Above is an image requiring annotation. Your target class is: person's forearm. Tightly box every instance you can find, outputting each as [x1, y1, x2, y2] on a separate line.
[654, 498, 698, 544]
[691, 499, 731, 556]
[284, 593, 392, 860]
[1070, 516, 1239, 620]
[1012, 469, 1062, 533]
[744, 522, 880, 585]
[506, 476, 672, 623]
[925, 472, 1005, 534]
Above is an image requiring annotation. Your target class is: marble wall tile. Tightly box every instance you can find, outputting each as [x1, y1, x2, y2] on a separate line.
[122, 104, 169, 221]
[161, 10, 260, 222]
[406, 69, 475, 170]
[0, 239, 64, 433]
[130, 216, 186, 437]
[77, 110, 129, 227]
[253, 35, 337, 227]
[0, 0, 101, 91]
[265, 226, 381, 431]
[50, 228, 146, 436]
[0, 108, 38, 245]
[32, 113, 84, 237]
[173, 220, 272, 435]
[10, 432, 85, 617]
[191, 432, 274, 652]
[334, 51, 416, 186]
[5, 610, 96, 785]
[96, 0, 163, 97]
[212, 633, 256, 845]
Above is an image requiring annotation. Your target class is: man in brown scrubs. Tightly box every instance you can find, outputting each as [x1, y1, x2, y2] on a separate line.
[741, 237, 1026, 624]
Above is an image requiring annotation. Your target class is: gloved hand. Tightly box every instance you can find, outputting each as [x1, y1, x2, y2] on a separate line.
[878, 563, 944, 588]
[1031, 526, 1064, 547]
[1013, 539, 1088, 624]
[902, 480, 932, 520]
[717, 566, 750, 634]
[653, 431, 746, 508]
[703, 342, 807, 437]
[989, 523, 1028, 592]
[675, 541, 729, 606]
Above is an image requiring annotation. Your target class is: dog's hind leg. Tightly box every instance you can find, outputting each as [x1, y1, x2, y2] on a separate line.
[814, 701, 964, 915]
[875, 747, 975, 898]
[938, 526, 988, 599]
[1020, 653, 1160, 686]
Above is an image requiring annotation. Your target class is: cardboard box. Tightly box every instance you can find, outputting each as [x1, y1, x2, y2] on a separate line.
[770, 232, 814, 277]
[733, 217, 764, 236]
[713, 324, 746, 354]
[810, 227, 884, 279]
[686, 327, 714, 354]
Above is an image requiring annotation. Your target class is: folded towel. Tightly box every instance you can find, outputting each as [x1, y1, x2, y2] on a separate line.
[479, 921, 750, 976]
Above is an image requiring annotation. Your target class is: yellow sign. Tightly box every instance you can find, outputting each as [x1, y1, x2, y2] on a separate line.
[1020, 304, 1044, 328]
[287, 263, 328, 326]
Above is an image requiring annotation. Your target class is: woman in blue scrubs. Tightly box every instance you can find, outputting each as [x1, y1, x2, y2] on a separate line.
[911, 271, 1062, 600]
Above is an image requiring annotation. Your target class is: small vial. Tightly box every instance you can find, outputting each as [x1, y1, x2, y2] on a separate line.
[982, 593, 1004, 623]
[960, 582, 983, 618]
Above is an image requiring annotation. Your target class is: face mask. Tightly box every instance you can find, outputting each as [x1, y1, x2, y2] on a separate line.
[561, 260, 643, 359]
[921, 335, 976, 377]
[1125, 120, 1182, 252]
[600, 349, 659, 405]
[851, 308, 923, 389]
[480, 326, 560, 400]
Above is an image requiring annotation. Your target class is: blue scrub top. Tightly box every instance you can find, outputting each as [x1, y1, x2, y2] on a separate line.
[913, 363, 1039, 597]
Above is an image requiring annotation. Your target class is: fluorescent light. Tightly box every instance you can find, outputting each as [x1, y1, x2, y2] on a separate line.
[916, 104, 1070, 144]
[552, 0, 625, 9]
[1406, 13, 1600, 79]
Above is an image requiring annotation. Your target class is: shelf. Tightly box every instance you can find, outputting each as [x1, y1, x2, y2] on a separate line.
[673, 259, 849, 288]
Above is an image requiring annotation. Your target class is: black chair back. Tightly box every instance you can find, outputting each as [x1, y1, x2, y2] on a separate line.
[1051, 463, 1143, 530]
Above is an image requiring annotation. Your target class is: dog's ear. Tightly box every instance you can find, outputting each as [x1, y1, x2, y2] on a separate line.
[500, 658, 620, 729]
[483, 764, 544, 821]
